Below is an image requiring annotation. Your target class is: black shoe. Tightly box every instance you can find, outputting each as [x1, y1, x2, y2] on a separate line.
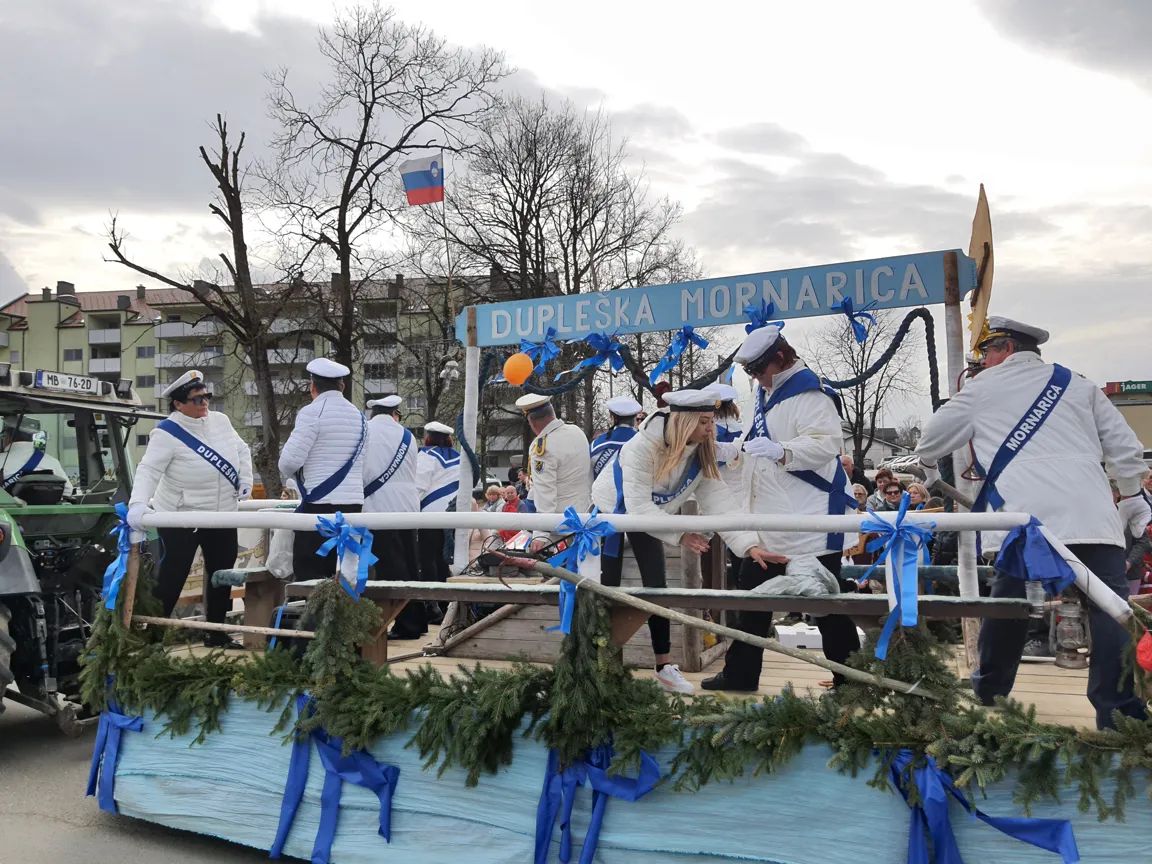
[387, 627, 425, 641]
[700, 672, 758, 692]
[424, 602, 444, 625]
[203, 632, 244, 650]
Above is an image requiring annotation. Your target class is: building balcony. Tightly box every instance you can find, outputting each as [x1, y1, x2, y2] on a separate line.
[243, 379, 308, 396]
[243, 411, 263, 427]
[364, 378, 397, 394]
[157, 320, 221, 339]
[267, 348, 314, 365]
[362, 347, 400, 364]
[268, 318, 311, 334]
[88, 357, 121, 374]
[88, 328, 121, 345]
[155, 351, 225, 369]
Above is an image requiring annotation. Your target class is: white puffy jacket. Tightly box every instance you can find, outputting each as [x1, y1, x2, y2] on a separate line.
[917, 351, 1146, 550]
[746, 363, 852, 557]
[278, 390, 367, 505]
[363, 414, 419, 513]
[591, 411, 760, 555]
[129, 411, 253, 512]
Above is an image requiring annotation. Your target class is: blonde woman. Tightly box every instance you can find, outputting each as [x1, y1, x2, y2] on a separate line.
[907, 482, 930, 509]
[591, 388, 783, 695]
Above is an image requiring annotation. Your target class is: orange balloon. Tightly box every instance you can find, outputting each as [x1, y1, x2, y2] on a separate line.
[503, 352, 534, 386]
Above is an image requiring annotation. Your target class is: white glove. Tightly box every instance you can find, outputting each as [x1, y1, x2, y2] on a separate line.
[126, 502, 151, 532]
[238, 484, 252, 502]
[1118, 494, 1152, 538]
[918, 459, 941, 489]
[742, 437, 785, 462]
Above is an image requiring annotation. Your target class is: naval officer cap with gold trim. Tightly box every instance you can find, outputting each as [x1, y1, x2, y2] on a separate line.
[306, 357, 351, 380]
[514, 392, 554, 419]
[978, 316, 1049, 350]
[662, 388, 719, 412]
[366, 394, 403, 414]
[702, 382, 738, 403]
[161, 370, 206, 401]
[606, 395, 642, 417]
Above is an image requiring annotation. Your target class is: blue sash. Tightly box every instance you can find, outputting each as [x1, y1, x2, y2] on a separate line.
[419, 446, 460, 511]
[1, 449, 45, 490]
[364, 429, 413, 497]
[792, 459, 857, 552]
[972, 364, 1072, 513]
[605, 451, 703, 558]
[156, 419, 240, 490]
[296, 416, 367, 504]
[715, 424, 741, 443]
[590, 426, 636, 479]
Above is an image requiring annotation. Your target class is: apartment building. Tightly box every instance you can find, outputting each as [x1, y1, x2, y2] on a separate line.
[0, 276, 526, 482]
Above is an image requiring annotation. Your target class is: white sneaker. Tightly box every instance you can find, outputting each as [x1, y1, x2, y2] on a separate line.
[655, 664, 695, 695]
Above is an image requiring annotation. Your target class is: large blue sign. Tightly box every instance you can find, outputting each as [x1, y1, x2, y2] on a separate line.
[457, 250, 976, 347]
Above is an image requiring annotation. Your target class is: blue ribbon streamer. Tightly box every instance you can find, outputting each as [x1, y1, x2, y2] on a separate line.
[271, 695, 401, 864]
[86, 699, 142, 814]
[744, 300, 784, 333]
[887, 749, 1079, 864]
[563, 332, 626, 377]
[994, 516, 1077, 597]
[102, 501, 133, 611]
[315, 512, 378, 600]
[534, 743, 661, 864]
[856, 493, 934, 660]
[647, 326, 709, 386]
[521, 327, 561, 375]
[546, 507, 617, 635]
[839, 297, 877, 344]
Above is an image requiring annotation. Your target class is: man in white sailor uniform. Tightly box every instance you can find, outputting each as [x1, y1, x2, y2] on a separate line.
[703, 326, 861, 691]
[415, 420, 460, 588]
[589, 395, 642, 482]
[515, 393, 591, 554]
[279, 358, 367, 581]
[917, 317, 1150, 729]
[363, 394, 425, 639]
[0, 420, 73, 496]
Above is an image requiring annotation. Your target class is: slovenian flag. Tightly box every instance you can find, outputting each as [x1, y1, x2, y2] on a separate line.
[399, 155, 445, 206]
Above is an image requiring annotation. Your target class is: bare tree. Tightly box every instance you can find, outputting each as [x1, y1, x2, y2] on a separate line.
[803, 311, 922, 466]
[106, 116, 302, 495]
[893, 415, 923, 451]
[261, 3, 506, 368]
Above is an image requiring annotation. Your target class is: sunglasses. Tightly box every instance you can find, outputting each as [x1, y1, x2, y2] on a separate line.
[184, 394, 212, 406]
[883, 487, 903, 495]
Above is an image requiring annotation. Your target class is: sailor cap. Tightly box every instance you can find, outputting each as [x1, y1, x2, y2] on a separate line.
[306, 357, 351, 379]
[161, 370, 205, 399]
[514, 393, 552, 413]
[702, 382, 738, 402]
[606, 395, 642, 417]
[980, 316, 1049, 348]
[663, 388, 719, 412]
[367, 394, 403, 410]
[424, 420, 455, 435]
[734, 325, 784, 367]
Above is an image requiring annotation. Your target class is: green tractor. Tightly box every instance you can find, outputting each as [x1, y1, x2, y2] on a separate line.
[0, 365, 162, 732]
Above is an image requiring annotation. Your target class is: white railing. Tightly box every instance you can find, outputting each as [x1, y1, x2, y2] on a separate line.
[243, 379, 308, 396]
[364, 378, 397, 393]
[267, 348, 314, 365]
[88, 329, 121, 344]
[157, 321, 221, 339]
[156, 351, 224, 369]
[88, 357, 121, 374]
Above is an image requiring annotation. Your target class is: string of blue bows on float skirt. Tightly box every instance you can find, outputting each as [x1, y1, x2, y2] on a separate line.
[561, 331, 626, 377]
[315, 512, 376, 600]
[547, 507, 617, 635]
[744, 300, 784, 333]
[521, 326, 561, 375]
[839, 297, 877, 344]
[101, 502, 135, 611]
[648, 326, 709, 386]
[856, 492, 935, 660]
[886, 749, 1079, 864]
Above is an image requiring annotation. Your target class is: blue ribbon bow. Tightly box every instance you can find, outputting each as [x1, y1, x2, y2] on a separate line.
[887, 749, 1079, 864]
[534, 743, 661, 864]
[271, 695, 401, 864]
[102, 502, 133, 611]
[86, 699, 143, 814]
[839, 297, 877, 344]
[547, 507, 617, 635]
[994, 516, 1077, 597]
[856, 493, 935, 660]
[521, 327, 561, 375]
[744, 300, 784, 333]
[648, 326, 710, 386]
[315, 512, 378, 600]
[563, 332, 626, 377]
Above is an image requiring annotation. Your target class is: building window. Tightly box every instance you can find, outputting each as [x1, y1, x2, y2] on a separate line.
[63, 348, 83, 362]
[166, 314, 182, 322]
[408, 395, 427, 411]
[136, 375, 155, 388]
[9, 350, 19, 365]
[136, 434, 149, 447]
[136, 345, 155, 359]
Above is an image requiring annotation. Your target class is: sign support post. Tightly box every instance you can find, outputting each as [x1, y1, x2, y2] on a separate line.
[452, 306, 480, 573]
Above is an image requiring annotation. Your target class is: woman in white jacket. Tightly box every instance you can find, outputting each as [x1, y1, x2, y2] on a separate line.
[591, 388, 782, 694]
[127, 371, 253, 646]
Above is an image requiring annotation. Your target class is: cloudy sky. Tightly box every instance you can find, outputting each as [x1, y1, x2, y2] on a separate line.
[1, 0, 1149, 418]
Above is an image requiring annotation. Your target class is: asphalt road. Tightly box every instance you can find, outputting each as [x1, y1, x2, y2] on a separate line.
[0, 700, 273, 864]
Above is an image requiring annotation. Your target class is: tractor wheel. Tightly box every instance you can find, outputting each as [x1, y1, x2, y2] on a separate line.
[0, 603, 14, 715]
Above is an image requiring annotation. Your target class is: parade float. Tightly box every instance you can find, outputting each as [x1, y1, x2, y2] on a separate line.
[80, 189, 1152, 863]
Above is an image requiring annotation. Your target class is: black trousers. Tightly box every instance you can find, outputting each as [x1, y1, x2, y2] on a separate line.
[155, 527, 238, 624]
[601, 532, 671, 657]
[974, 543, 1147, 730]
[292, 502, 363, 581]
[371, 528, 426, 634]
[418, 527, 451, 583]
[720, 552, 860, 687]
